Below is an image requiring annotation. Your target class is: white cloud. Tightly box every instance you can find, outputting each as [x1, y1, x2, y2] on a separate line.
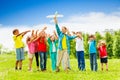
[0, 12, 120, 50]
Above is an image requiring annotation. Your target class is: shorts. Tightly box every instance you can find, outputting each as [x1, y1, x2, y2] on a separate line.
[16, 48, 24, 61]
[100, 57, 108, 63]
[28, 53, 35, 59]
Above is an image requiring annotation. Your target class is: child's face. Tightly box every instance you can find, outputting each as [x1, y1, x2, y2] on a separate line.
[50, 36, 55, 41]
[62, 27, 67, 34]
[15, 30, 19, 35]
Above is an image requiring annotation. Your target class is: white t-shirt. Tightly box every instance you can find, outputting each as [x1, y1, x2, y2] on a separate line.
[75, 38, 84, 51]
[52, 42, 56, 52]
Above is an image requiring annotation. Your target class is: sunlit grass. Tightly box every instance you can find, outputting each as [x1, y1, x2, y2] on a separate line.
[0, 54, 120, 80]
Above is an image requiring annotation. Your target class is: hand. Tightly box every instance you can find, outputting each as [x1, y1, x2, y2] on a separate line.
[72, 31, 76, 35]
[43, 26, 47, 30]
[54, 17, 57, 24]
[47, 34, 51, 38]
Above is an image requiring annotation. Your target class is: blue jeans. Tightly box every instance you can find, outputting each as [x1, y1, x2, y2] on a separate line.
[76, 51, 85, 71]
[90, 53, 97, 71]
[39, 52, 47, 70]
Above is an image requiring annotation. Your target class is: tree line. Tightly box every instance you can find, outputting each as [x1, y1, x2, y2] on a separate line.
[0, 30, 120, 59]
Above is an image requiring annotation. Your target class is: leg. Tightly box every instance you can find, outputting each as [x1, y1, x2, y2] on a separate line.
[63, 50, 69, 71]
[90, 54, 93, 71]
[106, 63, 108, 71]
[39, 52, 44, 71]
[93, 53, 97, 71]
[15, 48, 20, 70]
[44, 52, 47, 70]
[35, 52, 39, 70]
[80, 51, 85, 71]
[15, 60, 19, 70]
[76, 51, 80, 70]
[19, 48, 24, 70]
[101, 63, 103, 71]
[50, 52, 56, 71]
[56, 50, 63, 72]
[28, 58, 32, 71]
[19, 60, 22, 70]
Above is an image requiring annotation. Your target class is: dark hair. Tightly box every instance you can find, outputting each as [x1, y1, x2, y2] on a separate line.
[89, 35, 95, 38]
[13, 29, 18, 35]
[63, 26, 67, 30]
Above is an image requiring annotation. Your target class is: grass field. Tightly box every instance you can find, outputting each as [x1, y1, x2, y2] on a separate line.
[0, 54, 120, 80]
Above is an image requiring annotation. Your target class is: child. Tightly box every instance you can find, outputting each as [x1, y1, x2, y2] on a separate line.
[37, 27, 47, 71]
[97, 40, 108, 71]
[54, 17, 77, 72]
[88, 35, 98, 71]
[26, 30, 39, 71]
[12, 29, 30, 70]
[74, 32, 85, 71]
[47, 31, 58, 71]
[31, 30, 40, 71]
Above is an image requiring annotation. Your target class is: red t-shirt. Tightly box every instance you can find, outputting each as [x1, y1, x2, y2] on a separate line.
[98, 45, 108, 58]
[37, 37, 47, 52]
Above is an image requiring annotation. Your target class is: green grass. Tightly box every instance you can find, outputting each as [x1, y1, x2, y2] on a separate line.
[0, 54, 120, 80]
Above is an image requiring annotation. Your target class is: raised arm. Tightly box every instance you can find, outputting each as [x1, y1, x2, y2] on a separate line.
[53, 30, 58, 40]
[17, 30, 30, 37]
[54, 17, 61, 36]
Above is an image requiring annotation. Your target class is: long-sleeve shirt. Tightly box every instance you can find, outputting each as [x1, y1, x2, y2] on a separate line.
[55, 24, 77, 53]
[47, 38, 58, 53]
[89, 40, 97, 54]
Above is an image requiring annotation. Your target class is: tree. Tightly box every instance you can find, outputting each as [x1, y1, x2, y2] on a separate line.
[113, 30, 120, 58]
[83, 33, 89, 58]
[105, 32, 113, 58]
[70, 39, 76, 58]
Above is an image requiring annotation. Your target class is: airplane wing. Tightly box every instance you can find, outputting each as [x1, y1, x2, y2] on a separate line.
[46, 14, 64, 18]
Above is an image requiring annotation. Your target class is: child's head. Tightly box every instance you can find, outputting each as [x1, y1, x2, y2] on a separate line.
[26, 36, 31, 43]
[101, 40, 106, 46]
[89, 35, 95, 40]
[41, 31, 46, 37]
[50, 35, 55, 41]
[62, 26, 67, 34]
[13, 29, 19, 35]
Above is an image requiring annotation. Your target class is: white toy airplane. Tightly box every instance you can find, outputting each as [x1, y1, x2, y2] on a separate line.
[46, 11, 64, 23]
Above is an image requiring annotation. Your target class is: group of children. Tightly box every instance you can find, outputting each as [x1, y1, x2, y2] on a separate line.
[12, 17, 108, 72]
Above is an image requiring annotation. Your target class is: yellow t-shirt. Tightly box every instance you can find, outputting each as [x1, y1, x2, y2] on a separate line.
[13, 35, 24, 48]
[62, 35, 67, 50]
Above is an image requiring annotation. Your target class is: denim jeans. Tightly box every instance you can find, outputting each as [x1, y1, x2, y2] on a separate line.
[90, 53, 97, 71]
[39, 52, 47, 70]
[76, 51, 85, 71]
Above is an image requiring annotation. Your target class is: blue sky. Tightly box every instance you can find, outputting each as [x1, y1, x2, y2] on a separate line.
[0, 0, 120, 26]
[0, 0, 120, 49]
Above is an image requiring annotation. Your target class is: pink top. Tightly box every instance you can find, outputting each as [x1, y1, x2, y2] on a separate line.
[28, 42, 35, 54]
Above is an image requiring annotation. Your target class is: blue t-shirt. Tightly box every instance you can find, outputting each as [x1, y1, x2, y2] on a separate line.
[89, 40, 97, 53]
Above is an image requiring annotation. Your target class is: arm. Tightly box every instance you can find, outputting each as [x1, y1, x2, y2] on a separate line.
[17, 30, 30, 37]
[68, 35, 77, 40]
[53, 30, 58, 40]
[66, 28, 71, 36]
[54, 17, 61, 36]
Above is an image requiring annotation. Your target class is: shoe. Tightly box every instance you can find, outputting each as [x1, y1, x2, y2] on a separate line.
[15, 67, 18, 70]
[106, 69, 108, 71]
[19, 68, 22, 70]
[56, 67, 60, 72]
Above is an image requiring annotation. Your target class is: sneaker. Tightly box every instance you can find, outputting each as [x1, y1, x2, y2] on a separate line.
[19, 68, 22, 70]
[15, 67, 18, 70]
[56, 67, 60, 72]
